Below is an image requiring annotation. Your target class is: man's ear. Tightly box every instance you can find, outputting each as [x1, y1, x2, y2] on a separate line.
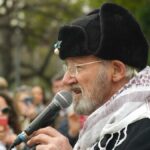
[111, 60, 126, 82]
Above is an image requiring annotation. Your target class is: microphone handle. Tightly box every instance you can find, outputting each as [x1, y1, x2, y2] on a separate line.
[25, 105, 60, 135]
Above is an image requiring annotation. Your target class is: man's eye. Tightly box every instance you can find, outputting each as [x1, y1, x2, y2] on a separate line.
[76, 66, 83, 72]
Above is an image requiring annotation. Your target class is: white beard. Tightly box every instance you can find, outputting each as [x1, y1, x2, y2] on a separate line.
[73, 66, 110, 115]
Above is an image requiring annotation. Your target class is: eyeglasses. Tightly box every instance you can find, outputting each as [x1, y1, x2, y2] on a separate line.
[0, 107, 10, 115]
[64, 60, 102, 77]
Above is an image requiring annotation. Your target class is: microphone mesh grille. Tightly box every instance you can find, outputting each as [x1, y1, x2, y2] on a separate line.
[54, 90, 72, 108]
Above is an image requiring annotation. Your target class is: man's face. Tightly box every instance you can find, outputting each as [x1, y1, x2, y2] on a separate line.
[63, 56, 112, 115]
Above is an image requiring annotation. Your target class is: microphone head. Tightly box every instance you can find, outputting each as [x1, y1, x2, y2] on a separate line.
[53, 90, 72, 109]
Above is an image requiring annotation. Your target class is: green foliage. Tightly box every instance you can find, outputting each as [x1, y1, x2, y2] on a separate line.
[136, 4, 150, 37]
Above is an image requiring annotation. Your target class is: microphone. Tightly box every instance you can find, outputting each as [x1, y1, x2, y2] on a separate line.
[10, 90, 72, 149]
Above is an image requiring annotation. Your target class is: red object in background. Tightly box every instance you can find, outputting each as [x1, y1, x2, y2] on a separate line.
[79, 115, 87, 128]
[0, 117, 8, 129]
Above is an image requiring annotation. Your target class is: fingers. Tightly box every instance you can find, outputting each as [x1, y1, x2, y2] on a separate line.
[32, 126, 63, 137]
[27, 133, 52, 146]
[35, 144, 60, 150]
[27, 126, 62, 147]
[27, 126, 73, 150]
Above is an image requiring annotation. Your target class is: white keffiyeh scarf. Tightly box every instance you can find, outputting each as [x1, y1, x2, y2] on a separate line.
[74, 66, 150, 150]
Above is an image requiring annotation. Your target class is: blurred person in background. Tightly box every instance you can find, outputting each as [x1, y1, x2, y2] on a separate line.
[0, 77, 9, 95]
[50, 72, 68, 128]
[0, 77, 8, 92]
[13, 85, 37, 130]
[0, 92, 21, 150]
[31, 85, 47, 116]
[51, 72, 65, 95]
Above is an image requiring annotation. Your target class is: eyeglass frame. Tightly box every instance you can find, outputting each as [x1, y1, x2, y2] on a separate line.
[63, 60, 103, 77]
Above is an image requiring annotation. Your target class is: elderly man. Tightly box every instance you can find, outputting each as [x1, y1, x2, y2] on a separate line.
[27, 3, 150, 150]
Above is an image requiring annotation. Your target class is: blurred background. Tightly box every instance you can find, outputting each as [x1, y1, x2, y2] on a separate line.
[0, 0, 149, 91]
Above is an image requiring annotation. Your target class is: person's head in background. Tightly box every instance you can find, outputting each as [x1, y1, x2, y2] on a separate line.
[0, 77, 8, 94]
[51, 72, 69, 95]
[0, 92, 21, 134]
[55, 3, 149, 115]
[13, 85, 36, 124]
[31, 85, 47, 106]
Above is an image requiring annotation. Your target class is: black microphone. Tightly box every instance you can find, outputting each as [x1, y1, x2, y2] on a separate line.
[10, 90, 72, 149]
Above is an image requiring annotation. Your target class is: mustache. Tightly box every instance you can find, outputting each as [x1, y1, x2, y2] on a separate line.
[71, 84, 81, 91]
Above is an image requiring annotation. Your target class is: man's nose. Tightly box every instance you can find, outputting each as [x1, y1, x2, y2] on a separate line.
[62, 72, 77, 86]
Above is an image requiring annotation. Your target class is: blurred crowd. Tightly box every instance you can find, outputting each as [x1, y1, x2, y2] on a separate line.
[0, 74, 87, 150]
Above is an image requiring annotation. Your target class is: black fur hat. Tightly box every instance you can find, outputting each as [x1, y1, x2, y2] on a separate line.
[55, 3, 149, 70]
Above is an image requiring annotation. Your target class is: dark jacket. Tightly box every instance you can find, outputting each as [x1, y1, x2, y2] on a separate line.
[93, 118, 150, 150]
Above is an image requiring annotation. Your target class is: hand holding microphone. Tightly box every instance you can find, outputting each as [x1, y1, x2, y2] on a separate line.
[9, 90, 72, 149]
[27, 126, 73, 150]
